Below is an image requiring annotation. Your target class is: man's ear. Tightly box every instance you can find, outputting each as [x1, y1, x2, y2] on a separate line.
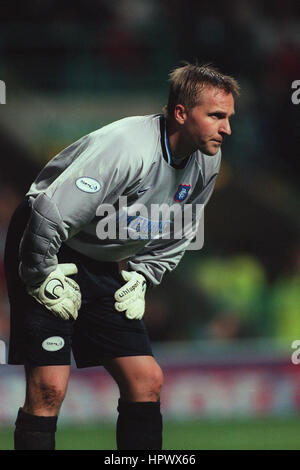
[174, 104, 187, 125]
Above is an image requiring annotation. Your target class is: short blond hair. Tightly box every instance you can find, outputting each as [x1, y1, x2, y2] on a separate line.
[164, 62, 240, 119]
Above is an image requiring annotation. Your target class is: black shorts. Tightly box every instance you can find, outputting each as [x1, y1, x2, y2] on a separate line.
[4, 200, 153, 368]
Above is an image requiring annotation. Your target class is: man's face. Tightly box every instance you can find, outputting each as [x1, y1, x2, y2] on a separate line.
[181, 87, 235, 156]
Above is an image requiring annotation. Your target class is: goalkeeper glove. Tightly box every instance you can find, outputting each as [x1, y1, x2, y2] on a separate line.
[28, 263, 81, 321]
[114, 270, 147, 320]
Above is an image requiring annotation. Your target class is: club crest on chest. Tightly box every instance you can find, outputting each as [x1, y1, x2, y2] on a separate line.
[174, 184, 191, 202]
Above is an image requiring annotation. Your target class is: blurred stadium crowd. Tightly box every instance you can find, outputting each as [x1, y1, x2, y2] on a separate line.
[0, 0, 299, 347]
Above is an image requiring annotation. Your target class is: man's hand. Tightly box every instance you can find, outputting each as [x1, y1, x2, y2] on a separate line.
[114, 271, 147, 320]
[28, 263, 81, 320]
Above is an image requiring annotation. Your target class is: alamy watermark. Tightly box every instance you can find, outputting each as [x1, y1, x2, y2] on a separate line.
[291, 340, 300, 365]
[95, 196, 205, 251]
[0, 340, 6, 364]
[291, 80, 300, 105]
[0, 80, 6, 104]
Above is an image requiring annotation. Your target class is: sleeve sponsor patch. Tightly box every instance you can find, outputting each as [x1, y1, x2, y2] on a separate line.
[75, 177, 101, 193]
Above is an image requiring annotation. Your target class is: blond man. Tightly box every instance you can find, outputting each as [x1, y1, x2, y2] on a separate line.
[5, 63, 239, 450]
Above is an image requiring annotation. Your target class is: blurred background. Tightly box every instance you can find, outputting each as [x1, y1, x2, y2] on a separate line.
[0, 0, 299, 450]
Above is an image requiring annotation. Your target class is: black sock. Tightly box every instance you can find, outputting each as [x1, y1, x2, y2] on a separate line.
[14, 408, 58, 450]
[117, 400, 162, 450]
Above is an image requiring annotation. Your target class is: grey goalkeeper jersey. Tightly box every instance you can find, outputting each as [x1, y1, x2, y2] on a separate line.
[19, 114, 221, 288]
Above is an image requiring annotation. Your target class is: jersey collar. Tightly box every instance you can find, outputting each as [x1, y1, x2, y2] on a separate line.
[159, 115, 191, 170]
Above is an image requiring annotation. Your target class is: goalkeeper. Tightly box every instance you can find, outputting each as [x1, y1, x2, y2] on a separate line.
[4, 62, 238, 450]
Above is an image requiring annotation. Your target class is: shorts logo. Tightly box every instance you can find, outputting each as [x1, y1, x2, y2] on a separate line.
[76, 177, 101, 193]
[174, 184, 191, 202]
[42, 336, 65, 352]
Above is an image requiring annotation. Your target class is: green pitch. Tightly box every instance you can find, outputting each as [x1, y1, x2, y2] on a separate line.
[1, 417, 300, 450]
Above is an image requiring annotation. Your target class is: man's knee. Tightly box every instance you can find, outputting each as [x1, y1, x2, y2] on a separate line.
[125, 362, 164, 401]
[146, 365, 164, 400]
[24, 366, 69, 414]
[104, 356, 164, 402]
[25, 382, 66, 414]
[33, 383, 66, 409]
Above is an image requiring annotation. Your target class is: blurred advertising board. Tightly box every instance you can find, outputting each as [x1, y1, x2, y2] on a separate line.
[0, 340, 299, 425]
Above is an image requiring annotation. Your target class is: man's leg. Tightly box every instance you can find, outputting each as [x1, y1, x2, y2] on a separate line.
[14, 365, 70, 450]
[103, 355, 163, 450]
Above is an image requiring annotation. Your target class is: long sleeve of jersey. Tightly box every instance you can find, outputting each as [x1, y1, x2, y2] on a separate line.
[18, 122, 155, 288]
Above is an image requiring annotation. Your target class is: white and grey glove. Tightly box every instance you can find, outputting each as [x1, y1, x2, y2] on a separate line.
[28, 263, 81, 321]
[114, 270, 147, 320]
